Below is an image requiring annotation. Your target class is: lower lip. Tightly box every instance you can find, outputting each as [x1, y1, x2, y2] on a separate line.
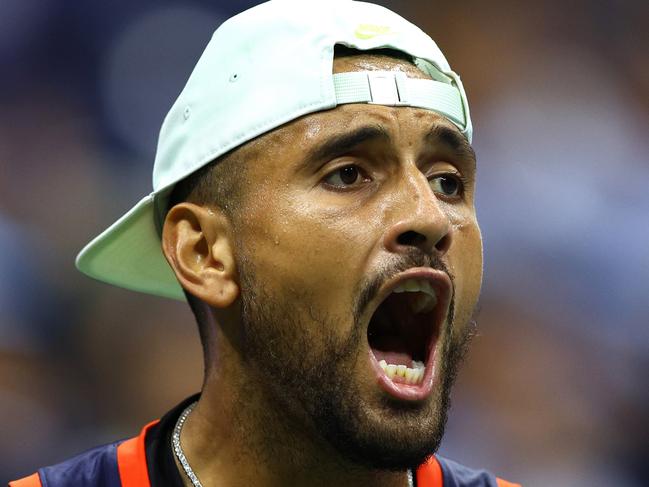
[368, 343, 438, 401]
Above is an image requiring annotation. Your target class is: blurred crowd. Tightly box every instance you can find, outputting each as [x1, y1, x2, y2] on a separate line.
[1, 1, 647, 485]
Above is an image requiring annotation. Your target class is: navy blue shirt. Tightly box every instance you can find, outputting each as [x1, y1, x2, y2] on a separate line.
[12, 395, 516, 487]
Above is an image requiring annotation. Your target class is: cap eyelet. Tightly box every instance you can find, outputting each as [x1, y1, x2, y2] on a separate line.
[183, 106, 191, 120]
[229, 73, 239, 82]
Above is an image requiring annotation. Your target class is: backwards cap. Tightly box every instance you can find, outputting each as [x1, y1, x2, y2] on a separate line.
[76, 0, 472, 301]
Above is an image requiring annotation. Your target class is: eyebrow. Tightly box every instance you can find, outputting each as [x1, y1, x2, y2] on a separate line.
[426, 124, 476, 167]
[300, 122, 476, 171]
[302, 125, 390, 170]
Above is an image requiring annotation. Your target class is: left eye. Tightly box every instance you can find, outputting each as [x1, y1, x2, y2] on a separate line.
[324, 165, 367, 188]
[430, 174, 462, 197]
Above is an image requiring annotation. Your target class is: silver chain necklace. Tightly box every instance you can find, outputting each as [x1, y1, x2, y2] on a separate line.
[172, 403, 414, 487]
[172, 402, 203, 487]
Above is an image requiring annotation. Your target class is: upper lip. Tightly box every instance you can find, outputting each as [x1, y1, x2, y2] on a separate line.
[365, 267, 453, 331]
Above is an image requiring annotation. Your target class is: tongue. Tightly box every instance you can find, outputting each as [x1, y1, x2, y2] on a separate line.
[371, 347, 413, 367]
[372, 335, 412, 367]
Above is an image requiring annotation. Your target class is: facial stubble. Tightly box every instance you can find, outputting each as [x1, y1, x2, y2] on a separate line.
[236, 251, 476, 472]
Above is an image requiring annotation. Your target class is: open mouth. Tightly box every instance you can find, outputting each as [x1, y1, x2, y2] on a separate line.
[366, 269, 451, 401]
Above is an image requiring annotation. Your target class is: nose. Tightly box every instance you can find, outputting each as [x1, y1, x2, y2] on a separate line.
[382, 173, 453, 258]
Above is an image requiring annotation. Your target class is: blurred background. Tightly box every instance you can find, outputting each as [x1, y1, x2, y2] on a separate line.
[1, 0, 647, 485]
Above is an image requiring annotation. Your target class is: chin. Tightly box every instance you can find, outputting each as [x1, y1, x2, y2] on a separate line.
[320, 401, 448, 471]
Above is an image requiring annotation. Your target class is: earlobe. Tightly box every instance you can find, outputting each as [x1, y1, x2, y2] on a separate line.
[161, 203, 239, 308]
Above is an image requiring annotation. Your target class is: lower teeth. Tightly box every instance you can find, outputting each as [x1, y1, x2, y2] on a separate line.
[378, 359, 425, 384]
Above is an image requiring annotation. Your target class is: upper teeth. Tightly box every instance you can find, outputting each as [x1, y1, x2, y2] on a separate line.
[393, 279, 435, 296]
[392, 279, 438, 313]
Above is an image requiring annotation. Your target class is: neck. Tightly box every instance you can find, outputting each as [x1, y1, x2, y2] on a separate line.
[178, 347, 410, 487]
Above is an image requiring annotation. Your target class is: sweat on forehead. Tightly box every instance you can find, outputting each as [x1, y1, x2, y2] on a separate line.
[332, 48, 432, 80]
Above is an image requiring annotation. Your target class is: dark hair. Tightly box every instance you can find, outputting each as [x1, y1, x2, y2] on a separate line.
[333, 44, 415, 64]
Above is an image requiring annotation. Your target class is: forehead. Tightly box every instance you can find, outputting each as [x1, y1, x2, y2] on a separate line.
[332, 53, 430, 79]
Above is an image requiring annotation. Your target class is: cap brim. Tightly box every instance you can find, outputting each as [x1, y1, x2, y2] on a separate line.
[75, 194, 185, 301]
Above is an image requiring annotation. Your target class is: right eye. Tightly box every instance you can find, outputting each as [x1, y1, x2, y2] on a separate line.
[323, 165, 369, 189]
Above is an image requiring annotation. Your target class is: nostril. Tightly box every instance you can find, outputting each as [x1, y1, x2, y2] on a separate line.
[435, 234, 451, 253]
[397, 230, 426, 247]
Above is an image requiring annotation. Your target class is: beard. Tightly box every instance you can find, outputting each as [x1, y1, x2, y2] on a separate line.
[236, 249, 477, 471]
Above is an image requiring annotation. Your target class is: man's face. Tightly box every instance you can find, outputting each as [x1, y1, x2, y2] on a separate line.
[231, 55, 482, 469]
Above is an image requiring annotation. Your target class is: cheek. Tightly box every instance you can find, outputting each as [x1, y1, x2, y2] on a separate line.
[448, 221, 483, 315]
[238, 194, 372, 313]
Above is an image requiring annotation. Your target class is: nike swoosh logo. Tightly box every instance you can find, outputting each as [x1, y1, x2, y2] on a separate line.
[354, 23, 393, 40]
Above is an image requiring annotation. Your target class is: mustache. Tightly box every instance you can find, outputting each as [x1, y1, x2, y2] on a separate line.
[354, 248, 454, 319]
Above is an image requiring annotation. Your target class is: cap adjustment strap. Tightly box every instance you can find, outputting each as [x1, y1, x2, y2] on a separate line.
[332, 71, 467, 132]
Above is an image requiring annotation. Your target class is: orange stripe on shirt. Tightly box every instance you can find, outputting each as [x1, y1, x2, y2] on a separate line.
[416, 455, 444, 487]
[497, 478, 522, 487]
[8, 472, 42, 487]
[116, 419, 159, 487]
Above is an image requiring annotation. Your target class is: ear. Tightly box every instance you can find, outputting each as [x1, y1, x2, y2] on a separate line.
[161, 203, 238, 308]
